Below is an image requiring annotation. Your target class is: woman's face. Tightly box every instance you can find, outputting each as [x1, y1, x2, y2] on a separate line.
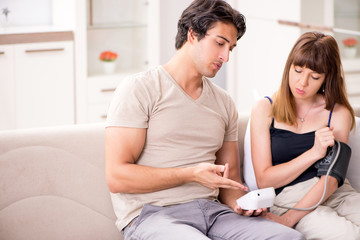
[289, 64, 325, 100]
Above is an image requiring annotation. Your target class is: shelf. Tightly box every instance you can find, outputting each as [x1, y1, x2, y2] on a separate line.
[87, 22, 147, 30]
[88, 67, 146, 80]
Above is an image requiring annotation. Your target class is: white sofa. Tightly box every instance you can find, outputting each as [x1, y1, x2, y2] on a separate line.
[0, 123, 122, 240]
[0, 110, 359, 240]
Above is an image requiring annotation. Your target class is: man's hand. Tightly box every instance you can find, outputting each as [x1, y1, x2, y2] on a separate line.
[234, 205, 268, 217]
[192, 163, 247, 191]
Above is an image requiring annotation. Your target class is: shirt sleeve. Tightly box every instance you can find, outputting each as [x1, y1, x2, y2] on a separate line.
[106, 75, 151, 128]
[224, 96, 238, 142]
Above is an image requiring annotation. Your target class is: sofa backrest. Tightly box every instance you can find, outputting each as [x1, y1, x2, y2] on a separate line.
[0, 123, 122, 240]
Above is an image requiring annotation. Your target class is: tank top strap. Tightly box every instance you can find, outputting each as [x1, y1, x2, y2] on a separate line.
[327, 103, 336, 127]
[264, 96, 273, 104]
[264, 96, 275, 127]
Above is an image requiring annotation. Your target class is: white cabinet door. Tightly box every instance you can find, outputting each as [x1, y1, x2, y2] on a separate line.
[0, 45, 16, 130]
[14, 41, 75, 129]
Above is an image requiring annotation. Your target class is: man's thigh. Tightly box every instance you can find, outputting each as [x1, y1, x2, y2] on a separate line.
[208, 210, 305, 240]
[123, 201, 210, 240]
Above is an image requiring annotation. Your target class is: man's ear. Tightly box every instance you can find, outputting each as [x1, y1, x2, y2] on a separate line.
[187, 28, 197, 44]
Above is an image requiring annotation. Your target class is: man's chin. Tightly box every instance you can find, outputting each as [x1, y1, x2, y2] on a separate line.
[204, 70, 218, 78]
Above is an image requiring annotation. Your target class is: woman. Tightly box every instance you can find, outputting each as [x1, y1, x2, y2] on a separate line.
[250, 31, 360, 239]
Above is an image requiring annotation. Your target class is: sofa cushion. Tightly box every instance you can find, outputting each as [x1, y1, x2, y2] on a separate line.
[243, 119, 258, 190]
[0, 123, 122, 240]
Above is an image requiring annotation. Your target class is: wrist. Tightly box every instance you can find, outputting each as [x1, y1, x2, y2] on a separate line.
[309, 147, 325, 162]
[179, 166, 196, 184]
[282, 211, 298, 228]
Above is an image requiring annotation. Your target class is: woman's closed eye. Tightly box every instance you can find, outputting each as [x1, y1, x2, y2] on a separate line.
[311, 75, 320, 80]
[294, 67, 302, 73]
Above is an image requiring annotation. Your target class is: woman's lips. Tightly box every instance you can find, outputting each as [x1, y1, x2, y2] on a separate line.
[296, 88, 305, 95]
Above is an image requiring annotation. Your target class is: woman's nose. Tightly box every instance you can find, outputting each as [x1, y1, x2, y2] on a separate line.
[299, 74, 309, 86]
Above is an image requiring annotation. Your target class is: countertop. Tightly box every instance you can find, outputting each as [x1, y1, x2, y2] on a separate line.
[0, 25, 74, 44]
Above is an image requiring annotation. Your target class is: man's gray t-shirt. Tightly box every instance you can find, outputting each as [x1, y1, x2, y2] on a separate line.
[106, 66, 238, 231]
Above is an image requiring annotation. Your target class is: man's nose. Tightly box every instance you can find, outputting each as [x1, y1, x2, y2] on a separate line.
[219, 48, 230, 63]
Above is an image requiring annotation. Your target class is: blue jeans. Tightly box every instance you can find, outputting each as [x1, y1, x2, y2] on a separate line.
[123, 199, 304, 240]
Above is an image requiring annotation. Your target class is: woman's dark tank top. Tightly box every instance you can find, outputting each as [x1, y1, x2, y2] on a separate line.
[265, 97, 334, 194]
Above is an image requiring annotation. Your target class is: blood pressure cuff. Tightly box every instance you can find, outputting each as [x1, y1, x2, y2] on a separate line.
[315, 141, 352, 187]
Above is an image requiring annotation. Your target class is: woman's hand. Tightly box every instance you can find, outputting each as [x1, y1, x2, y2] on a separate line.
[312, 126, 335, 160]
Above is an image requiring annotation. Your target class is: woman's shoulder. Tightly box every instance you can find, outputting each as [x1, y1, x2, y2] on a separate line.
[333, 103, 351, 114]
[251, 96, 274, 121]
[252, 95, 274, 111]
[332, 103, 352, 123]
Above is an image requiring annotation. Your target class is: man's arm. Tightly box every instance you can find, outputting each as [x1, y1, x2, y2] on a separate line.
[216, 141, 265, 216]
[105, 127, 246, 194]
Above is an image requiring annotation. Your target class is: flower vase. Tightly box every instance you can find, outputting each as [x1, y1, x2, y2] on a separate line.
[102, 61, 116, 74]
[343, 47, 357, 58]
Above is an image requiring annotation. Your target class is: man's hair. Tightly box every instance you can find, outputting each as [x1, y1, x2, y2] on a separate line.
[175, 0, 246, 49]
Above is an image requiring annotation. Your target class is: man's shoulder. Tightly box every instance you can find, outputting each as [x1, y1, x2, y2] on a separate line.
[121, 66, 163, 90]
[125, 66, 162, 82]
[204, 77, 232, 100]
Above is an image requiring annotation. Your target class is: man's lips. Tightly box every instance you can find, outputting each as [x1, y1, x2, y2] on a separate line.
[214, 62, 222, 70]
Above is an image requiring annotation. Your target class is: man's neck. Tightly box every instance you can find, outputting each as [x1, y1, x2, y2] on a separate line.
[163, 49, 203, 99]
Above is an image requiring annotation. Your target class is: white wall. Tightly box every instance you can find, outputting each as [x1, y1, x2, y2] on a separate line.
[231, 0, 302, 113]
[0, 0, 52, 27]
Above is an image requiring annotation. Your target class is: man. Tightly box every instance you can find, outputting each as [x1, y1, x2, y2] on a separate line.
[105, 0, 305, 239]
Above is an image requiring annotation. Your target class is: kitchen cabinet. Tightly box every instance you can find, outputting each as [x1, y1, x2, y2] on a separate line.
[14, 41, 75, 129]
[0, 31, 75, 130]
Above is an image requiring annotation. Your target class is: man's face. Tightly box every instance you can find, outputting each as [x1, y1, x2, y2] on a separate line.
[191, 21, 238, 78]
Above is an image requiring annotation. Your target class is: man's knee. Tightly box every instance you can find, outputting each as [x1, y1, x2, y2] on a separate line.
[277, 228, 305, 240]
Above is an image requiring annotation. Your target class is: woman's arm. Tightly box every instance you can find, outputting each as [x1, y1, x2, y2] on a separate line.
[251, 99, 322, 189]
[263, 104, 353, 227]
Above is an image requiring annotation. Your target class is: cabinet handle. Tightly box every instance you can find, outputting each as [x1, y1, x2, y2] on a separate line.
[0, 51, 4, 55]
[101, 88, 116, 92]
[25, 48, 65, 53]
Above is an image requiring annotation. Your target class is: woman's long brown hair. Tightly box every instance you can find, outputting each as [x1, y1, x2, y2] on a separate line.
[273, 31, 355, 129]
